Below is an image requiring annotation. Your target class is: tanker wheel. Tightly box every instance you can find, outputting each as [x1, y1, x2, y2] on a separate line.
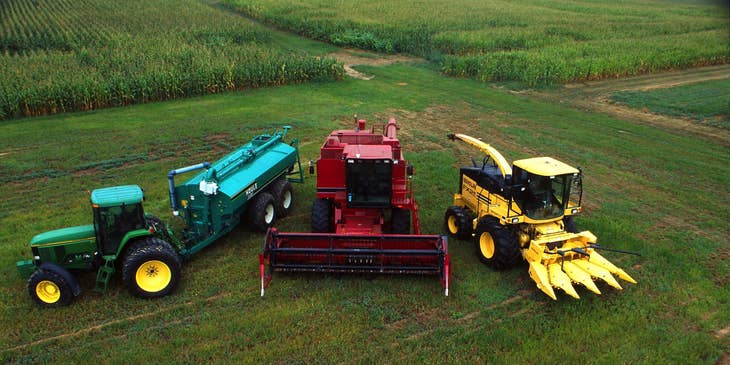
[564, 215, 579, 233]
[28, 269, 74, 307]
[271, 178, 294, 218]
[444, 206, 473, 240]
[311, 198, 332, 233]
[122, 237, 181, 299]
[248, 192, 277, 232]
[391, 208, 411, 234]
[474, 217, 520, 270]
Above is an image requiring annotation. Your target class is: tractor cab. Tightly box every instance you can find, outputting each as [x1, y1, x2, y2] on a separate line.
[90, 185, 147, 256]
[510, 157, 582, 221]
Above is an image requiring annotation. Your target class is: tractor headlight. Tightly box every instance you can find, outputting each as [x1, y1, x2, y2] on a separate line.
[511, 217, 520, 224]
[571, 208, 578, 214]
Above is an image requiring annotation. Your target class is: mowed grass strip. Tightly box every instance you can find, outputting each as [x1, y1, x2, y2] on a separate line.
[0, 0, 343, 120]
[0, 64, 727, 363]
[610, 78, 730, 129]
[224, 0, 729, 85]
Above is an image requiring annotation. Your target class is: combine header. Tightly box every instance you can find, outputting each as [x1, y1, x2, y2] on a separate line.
[444, 133, 637, 300]
[260, 118, 450, 296]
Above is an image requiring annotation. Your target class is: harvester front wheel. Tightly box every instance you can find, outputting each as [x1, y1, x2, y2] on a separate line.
[271, 178, 294, 218]
[444, 206, 473, 240]
[391, 208, 411, 234]
[475, 217, 520, 269]
[122, 238, 182, 299]
[28, 269, 73, 307]
[564, 216, 578, 233]
[248, 192, 277, 232]
[311, 198, 332, 233]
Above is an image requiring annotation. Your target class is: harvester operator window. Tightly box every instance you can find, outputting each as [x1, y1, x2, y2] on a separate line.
[512, 169, 567, 220]
[346, 159, 392, 208]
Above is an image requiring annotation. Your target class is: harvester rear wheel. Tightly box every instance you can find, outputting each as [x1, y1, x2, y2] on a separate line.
[122, 238, 181, 299]
[311, 198, 332, 233]
[28, 269, 73, 307]
[271, 178, 294, 218]
[475, 217, 520, 269]
[391, 208, 411, 234]
[444, 206, 473, 240]
[248, 192, 277, 232]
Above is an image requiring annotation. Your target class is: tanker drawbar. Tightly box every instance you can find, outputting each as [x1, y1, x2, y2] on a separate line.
[260, 117, 451, 296]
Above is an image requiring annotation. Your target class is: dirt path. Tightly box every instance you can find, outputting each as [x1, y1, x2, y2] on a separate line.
[526, 64, 730, 145]
[327, 51, 422, 80]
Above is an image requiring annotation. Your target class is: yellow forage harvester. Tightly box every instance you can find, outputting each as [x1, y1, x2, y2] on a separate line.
[444, 133, 637, 300]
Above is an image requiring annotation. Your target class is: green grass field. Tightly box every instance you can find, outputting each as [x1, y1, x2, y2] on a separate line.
[1, 61, 728, 363]
[610, 78, 730, 129]
[225, 0, 729, 85]
[0, 0, 342, 120]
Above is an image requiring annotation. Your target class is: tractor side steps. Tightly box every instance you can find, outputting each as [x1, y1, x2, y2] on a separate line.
[94, 255, 116, 293]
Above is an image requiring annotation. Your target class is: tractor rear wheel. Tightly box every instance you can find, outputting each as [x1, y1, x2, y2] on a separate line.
[248, 192, 277, 232]
[122, 238, 182, 299]
[474, 217, 520, 270]
[311, 198, 332, 233]
[271, 178, 294, 218]
[28, 269, 74, 307]
[444, 206, 473, 240]
[391, 208, 411, 234]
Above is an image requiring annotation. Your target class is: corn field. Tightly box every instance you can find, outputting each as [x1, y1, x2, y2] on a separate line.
[225, 0, 729, 86]
[0, 0, 343, 120]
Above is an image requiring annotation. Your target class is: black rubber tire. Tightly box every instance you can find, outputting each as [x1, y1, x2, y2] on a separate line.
[474, 217, 520, 270]
[311, 198, 332, 233]
[247, 192, 277, 232]
[28, 269, 74, 307]
[564, 215, 579, 233]
[444, 206, 473, 240]
[391, 208, 411, 234]
[122, 237, 182, 299]
[270, 178, 294, 218]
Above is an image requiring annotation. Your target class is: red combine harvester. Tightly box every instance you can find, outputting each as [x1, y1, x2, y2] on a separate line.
[260, 118, 450, 296]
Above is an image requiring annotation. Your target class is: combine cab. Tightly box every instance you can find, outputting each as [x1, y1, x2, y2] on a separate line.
[260, 118, 450, 296]
[444, 133, 637, 300]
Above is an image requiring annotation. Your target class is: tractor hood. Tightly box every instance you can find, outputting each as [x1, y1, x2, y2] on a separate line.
[30, 224, 96, 247]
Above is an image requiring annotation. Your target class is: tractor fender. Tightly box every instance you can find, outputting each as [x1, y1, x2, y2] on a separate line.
[39, 262, 82, 297]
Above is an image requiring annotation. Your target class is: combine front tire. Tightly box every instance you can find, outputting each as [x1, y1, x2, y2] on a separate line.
[564, 216, 578, 233]
[474, 217, 520, 269]
[248, 192, 277, 232]
[311, 198, 332, 233]
[391, 208, 411, 234]
[444, 206, 473, 240]
[271, 178, 294, 218]
[122, 238, 182, 299]
[28, 269, 73, 307]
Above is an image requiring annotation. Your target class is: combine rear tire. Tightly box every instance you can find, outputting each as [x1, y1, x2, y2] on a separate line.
[474, 217, 520, 269]
[122, 238, 182, 299]
[248, 192, 277, 232]
[271, 178, 294, 218]
[311, 198, 333, 233]
[28, 269, 74, 307]
[391, 208, 411, 234]
[444, 206, 473, 240]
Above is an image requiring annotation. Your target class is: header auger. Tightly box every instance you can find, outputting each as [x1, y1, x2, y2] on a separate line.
[444, 133, 637, 300]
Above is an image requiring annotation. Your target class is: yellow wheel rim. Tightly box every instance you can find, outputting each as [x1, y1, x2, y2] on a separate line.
[36, 280, 61, 304]
[447, 215, 459, 234]
[136, 260, 172, 293]
[480, 232, 495, 259]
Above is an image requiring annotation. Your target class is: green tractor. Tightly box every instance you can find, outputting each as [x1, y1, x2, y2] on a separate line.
[18, 185, 181, 307]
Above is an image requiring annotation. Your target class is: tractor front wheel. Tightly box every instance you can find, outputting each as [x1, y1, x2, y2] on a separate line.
[444, 206, 473, 240]
[248, 192, 277, 232]
[28, 269, 74, 307]
[122, 238, 181, 299]
[271, 178, 294, 218]
[311, 198, 333, 233]
[474, 217, 520, 270]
